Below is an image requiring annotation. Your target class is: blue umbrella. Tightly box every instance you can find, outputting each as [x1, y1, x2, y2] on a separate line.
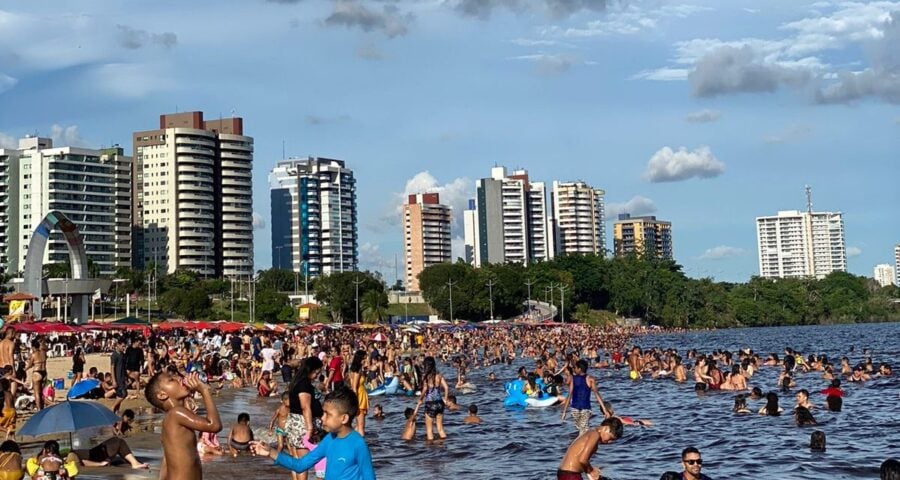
[67, 379, 101, 399]
[18, 400, 120, 439]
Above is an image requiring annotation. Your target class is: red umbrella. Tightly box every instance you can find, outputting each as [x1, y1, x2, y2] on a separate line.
[371, 332, 387, 342]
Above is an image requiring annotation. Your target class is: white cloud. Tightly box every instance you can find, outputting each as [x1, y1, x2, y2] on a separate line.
[252, 212, 266, 230]
[643, 146, 725, 182]
[511, 53, 586, 75]
[82, 62, 175, 98]
[0, 73, 17, 94]
[49, 124, 89, 147]
[545, 3, 711, 38]
[698, 245, 746, 260]
[685, 109, 722, 123]
[630, 68, 689, 81]
[847, 246, 862, 257]
[387, 171, 472, 234]
[763, 124, 813, 144]
[323, 1, 414, 38]
[0, 132, 16, 149]
[605, 195, 657, 220]
[359, 241, 396, 273]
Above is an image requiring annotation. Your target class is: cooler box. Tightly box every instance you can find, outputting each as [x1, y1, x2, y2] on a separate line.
[53, 378, 65, 390]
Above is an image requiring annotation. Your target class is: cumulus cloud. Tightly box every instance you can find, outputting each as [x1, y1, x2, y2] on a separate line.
[359, 241, 397, 273]
[49, 124, 89, 147]
[643, 146, 725, 183]
[116, 25, 177, 50]
[512, 53, 585, 75]
[763, 124, 813, 144]
[698, 245, 746, 260]
[547, 3, 710, 37]
[630, 67, 689, 81]
[605, 195, 657, 220]
[324, 1, 414, 38]
[847, 246, 862, 257]
[378, 171, 473, 236]
[252, 212, 267, 230]
[685, 109, 722, 123]
[0, 73, 17, 94]
[688, 45, 812, 97]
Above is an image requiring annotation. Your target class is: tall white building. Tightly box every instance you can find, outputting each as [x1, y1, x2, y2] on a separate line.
[895, 244, 900, 286]
[464, 166, 552, 267]
[0, 136, 117, 275]
[463, 199, 477, 266]
[551, 180, 606, 256]
[756, 209, 847, 279]
[268, 157, 357, 277]
[874, 264, 896, 287]
[133, 112, 254, 278]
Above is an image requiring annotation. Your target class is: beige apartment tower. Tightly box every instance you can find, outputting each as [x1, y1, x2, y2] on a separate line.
[133, 112, 253, 278]
[613, 214, 673, 260]
[403, 193, 451, 292]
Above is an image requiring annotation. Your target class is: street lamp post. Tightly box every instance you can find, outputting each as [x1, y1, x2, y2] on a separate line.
[524, 278, 534, 320]
[353, 274, 364, 324]
[446, 277, 456, 323]
[486, 278, 496, 320]
[112, 278, 125, 321]
[64, 275, 69, 323]
[558, 284, 567, 323]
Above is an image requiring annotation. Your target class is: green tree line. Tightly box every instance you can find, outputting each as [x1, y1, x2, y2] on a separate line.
[418, 255, 900, 327]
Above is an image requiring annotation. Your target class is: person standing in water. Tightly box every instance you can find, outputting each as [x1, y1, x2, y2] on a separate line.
[561, 360, 611, 435]
[416, 357, 448, 441]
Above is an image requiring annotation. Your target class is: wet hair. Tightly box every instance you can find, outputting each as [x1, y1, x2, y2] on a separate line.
[468, 404, 478, 414]
[797, 388, 809, 399]
[404, 407, 414, 419]
[681, 446, 701, 460]
[325, 385, 358, 420]
[238, 412, 250, 423]
[447, 395, 457, 404]
[733, 394, 747, 412]
[42, 440, 60, 456]
[423, 357, 438, 383]
[780, 376, 792, 392]
[350, 350, 366, 374]
[810, 430, 826, 452]
[0, 440, 20, 454]
[575, 359, 588, 373]
[281, 392, 290, 401]
[826, 395, 843, 412]
[765, 392, 781, 416]
[0, 379, 9, 393]
[795, 407, 817, 426]
[694, 382, 707, 392]
[881, 458, 900, 480]
[830, 379, 841, 388]
[751, 387, 763, 398]
[122, 409, 135, 420]
[290, 356, 324, 393]
[660, 473, 681, 480]
[600, 417, 624, 439]
[144, 371, 167, 410]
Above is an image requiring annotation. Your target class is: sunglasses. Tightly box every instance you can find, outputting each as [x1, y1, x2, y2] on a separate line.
[684, 459, 703, 466]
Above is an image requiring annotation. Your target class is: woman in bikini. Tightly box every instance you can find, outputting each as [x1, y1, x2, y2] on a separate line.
[417, 356, 448, 441]
[24, 339, 47, 410]
[348, 350, 368, 436]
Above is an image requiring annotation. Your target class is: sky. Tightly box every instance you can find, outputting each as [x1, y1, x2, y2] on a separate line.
[1, 0, 898, 284]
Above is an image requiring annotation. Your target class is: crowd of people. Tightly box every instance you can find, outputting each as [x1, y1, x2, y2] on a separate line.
[0, 321, 894, 479]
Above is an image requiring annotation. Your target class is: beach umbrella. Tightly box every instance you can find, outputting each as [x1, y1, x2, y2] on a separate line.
[67, 379, 101, 399]
[371, 332, 387, 342]
[18, 400, 120, 446]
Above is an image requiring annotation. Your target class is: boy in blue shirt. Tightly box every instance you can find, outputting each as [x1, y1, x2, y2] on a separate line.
[251, 385, 376, 480]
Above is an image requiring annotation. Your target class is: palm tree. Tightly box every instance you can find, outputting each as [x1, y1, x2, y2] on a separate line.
[361, 289, 388, 323]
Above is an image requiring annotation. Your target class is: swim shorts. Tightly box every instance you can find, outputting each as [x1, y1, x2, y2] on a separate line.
[424, 400, 445, 417]
[571, 409, 592, 435]
[557, 469, 583, 479]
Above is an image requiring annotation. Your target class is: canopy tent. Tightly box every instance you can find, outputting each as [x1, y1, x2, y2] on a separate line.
[11, 322, 82, 334]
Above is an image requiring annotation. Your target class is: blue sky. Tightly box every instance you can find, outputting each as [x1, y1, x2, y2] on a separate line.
[1, 0, 897, 283]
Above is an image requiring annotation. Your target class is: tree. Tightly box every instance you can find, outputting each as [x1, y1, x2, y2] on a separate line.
[361, 289, 388, 322]
[256, 289, 291, 323]
[257, 269, 297, 293]
[314, 271, 385, 323]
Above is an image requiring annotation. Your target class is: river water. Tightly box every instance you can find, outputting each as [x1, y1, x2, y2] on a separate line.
[79, 323, 899, 480]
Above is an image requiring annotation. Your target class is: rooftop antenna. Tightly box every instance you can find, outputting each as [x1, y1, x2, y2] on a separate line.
[805, 185, 813, 213]
[282, 140, 286, 160]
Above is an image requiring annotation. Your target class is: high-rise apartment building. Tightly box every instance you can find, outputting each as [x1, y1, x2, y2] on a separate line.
[463, 199, 477, 266]
[403, 193, 451, 292]
[756, 210, 846, 279]
[100, 146, 133, 269]
[268, 157, 357, 278]
[613, 214, 673, 260]
[464, 166, 552, 267]
[0, 136, 117, 275]
[895, 244, 900, 286]
[133, 112, 254, 278]
[551, 181, 606, 256]
[874, 264, 896, 287]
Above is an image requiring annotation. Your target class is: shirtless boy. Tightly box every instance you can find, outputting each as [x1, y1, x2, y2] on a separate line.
[401, 405, 419, 441]
[557, 417, 623, 480]
[145, 371, 222, 480]
[228, 413, 254, 457]
[463, 404, 482, 424]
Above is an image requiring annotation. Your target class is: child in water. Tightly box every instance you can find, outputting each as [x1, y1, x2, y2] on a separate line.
[268, 393, 290, 450]
[144, 371, 223, 479]
[251, 386, 376, 480]
[463, 405, 482, 424]
[372, 404, 385, 421]
[401, 405, 420, 440]
[228, 413, 254, 456]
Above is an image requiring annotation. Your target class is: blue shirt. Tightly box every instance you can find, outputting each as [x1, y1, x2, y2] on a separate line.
[274, 430, 376, 480]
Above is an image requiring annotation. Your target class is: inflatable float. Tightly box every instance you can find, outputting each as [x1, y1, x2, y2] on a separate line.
[503, 379, 562, 408]
[367, 376, 400, 396]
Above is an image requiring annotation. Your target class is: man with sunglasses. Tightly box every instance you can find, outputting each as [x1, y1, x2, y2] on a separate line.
[680, 447, 712, 480]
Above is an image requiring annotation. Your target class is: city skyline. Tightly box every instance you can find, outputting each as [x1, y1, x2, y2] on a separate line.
[0, 1, 897, 283]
